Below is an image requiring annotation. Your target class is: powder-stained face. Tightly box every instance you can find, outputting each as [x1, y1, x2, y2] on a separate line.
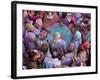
[30, 51, 41, 61]
[68, 43, 75, 51]
[40, 31, 48, 39]
[71, 27, 76, 35]
[33, 53, 41, 61]
[53, 51, 58, 57]
[28, 32, 36, 41]
[46, 12, 54, 19]
[68, 23, 74, 30]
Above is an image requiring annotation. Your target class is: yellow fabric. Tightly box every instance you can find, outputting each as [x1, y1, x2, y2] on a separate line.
[26, 23, 34, 31]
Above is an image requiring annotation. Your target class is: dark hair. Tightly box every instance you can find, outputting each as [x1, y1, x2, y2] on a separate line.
[28, 50, 37, 58]
[62, 12, 67, 19]
[41, 43, 49, 53]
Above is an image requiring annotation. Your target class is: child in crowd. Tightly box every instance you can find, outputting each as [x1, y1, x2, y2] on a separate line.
[25, 50, 44, 69]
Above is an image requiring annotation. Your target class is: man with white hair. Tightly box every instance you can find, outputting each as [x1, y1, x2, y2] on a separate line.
[50, 32, 66, 60]
[53, 32, 66, 49]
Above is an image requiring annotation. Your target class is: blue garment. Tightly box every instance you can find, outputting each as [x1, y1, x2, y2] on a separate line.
[72, 31, 82, 49]
[87, 31, 91, 42]
[28, 41, 36, 50]
[36, 36, 48, 48]
[24, 31, 36, 50]
[43, 57, 54, 68]
[61, 52, 74, 66]
[51, 40, 66, 50]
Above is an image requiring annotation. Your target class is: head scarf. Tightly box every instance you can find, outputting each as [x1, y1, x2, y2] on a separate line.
[26, 21, 34, 31]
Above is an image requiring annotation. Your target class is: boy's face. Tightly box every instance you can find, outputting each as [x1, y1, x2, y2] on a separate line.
[28, 33, 36, 41]
[53, 51, 57, 57]
[71, 28, 76, 34]
[69, 24, 74, 30]
[68, 43, 74, 51]
[32, 53, 41, 61]
[41, 31, 48, 38]
[31, 11, 35, 15]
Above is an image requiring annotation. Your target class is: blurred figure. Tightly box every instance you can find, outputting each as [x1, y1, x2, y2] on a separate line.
[27, 10, 38, 24]
[26, 50, 44, 69]
[50, 32, 66, 59]
[36, 30, 49, 50]
[77, 40, 90, 66]
[61, 43, 76, 67]
[24, 32, 37, 51]
[75, 13, 82, 26]
[71, 26, 82, 49]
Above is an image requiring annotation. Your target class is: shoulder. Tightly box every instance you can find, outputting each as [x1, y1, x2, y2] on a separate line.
[75, 31, 81, 37]
[60, 39, 65, 44]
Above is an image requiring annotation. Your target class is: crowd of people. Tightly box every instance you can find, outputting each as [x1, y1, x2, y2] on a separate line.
[22, 10, 91, 69]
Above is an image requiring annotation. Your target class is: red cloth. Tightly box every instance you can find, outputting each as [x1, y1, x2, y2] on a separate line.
[82, 41, 90, 49]
[71, 16, 76, 24]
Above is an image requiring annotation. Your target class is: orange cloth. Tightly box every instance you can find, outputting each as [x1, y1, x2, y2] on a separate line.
[82, 41, 90, 49]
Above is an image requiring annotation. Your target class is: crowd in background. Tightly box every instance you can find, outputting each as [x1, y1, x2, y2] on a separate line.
[22, 10, 91, 69]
